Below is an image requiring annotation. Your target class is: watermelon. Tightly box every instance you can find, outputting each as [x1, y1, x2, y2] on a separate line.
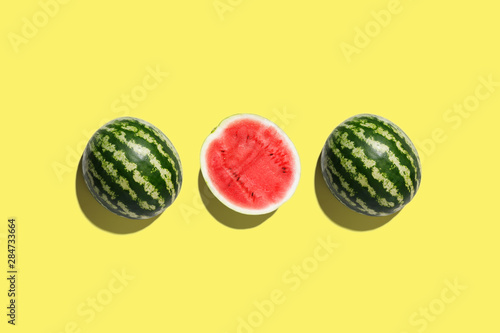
[200, 114, 301, 215]
[320, 114, 421, 216]
[82, 117, 182, 219]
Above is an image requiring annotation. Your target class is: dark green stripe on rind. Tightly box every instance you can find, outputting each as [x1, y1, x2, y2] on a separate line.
[82, 117, 182, 220]
[96, 140, 163, 207]
[348, 115, 421, 198]
[355, 114, 421, 192]
[112, 118, 183, 199]
[85, 147, 153, 218]
[120, 117, 182, 173]
[104, 128, 172, 197]
[322, 143, 399, 216]
[321, 114, 421, 216]
[128, 118, 183, 186]
[342, 124, 412, 202]
[334, 128, 403, 206]
[379, 118, 422, 190]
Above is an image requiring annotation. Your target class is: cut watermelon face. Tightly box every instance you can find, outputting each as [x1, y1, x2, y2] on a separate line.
[200, 114, 301, 215]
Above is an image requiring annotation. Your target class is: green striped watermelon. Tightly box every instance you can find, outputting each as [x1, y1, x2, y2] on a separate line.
[82, 117, 182, 219]
[320, 114, 421, 216]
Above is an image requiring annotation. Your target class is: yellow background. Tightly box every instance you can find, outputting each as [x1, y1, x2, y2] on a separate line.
[1, 0, 499, 332]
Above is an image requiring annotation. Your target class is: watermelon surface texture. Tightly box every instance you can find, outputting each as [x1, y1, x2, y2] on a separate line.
[321, 114, 421, 216]
[200, 114, 300, 215]
[82, 117, 182, 219]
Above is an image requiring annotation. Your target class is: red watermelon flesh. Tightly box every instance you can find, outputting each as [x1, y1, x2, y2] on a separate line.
[201, 114, 300, 215]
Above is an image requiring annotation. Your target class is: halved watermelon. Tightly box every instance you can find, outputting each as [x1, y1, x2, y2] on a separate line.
[200, 114, 301, 215]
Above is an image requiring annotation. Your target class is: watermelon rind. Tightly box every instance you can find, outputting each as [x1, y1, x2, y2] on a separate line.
[82, 117, 182, 220]
[320, 113, 422, 217]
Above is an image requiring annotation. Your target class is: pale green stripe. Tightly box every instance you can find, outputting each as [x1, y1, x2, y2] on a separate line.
[86, 159, 117, 201]
[91, 140, 157, 210]
[344, 127, 405, 204]
[116, 201, 140, 218]
[355, 197, 378, 216]
[109, 129, 173, 203]
[329, 135, 395, 207]
[331, 182, 371, 214]
[121, 122, 180, 191]
[147, 153, 176, 201]
[359, 120, 420, 189]
[326, 152, 355, 197]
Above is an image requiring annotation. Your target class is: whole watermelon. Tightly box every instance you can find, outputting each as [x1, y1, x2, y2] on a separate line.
[82, 117, 182, 219]
[321, 114, 421, 216]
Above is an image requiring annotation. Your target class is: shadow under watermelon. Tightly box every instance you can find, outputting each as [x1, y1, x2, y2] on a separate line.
[314, 154, 399, 231]
[75, 158, 158, 234]
[198, 170, 275, 229]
